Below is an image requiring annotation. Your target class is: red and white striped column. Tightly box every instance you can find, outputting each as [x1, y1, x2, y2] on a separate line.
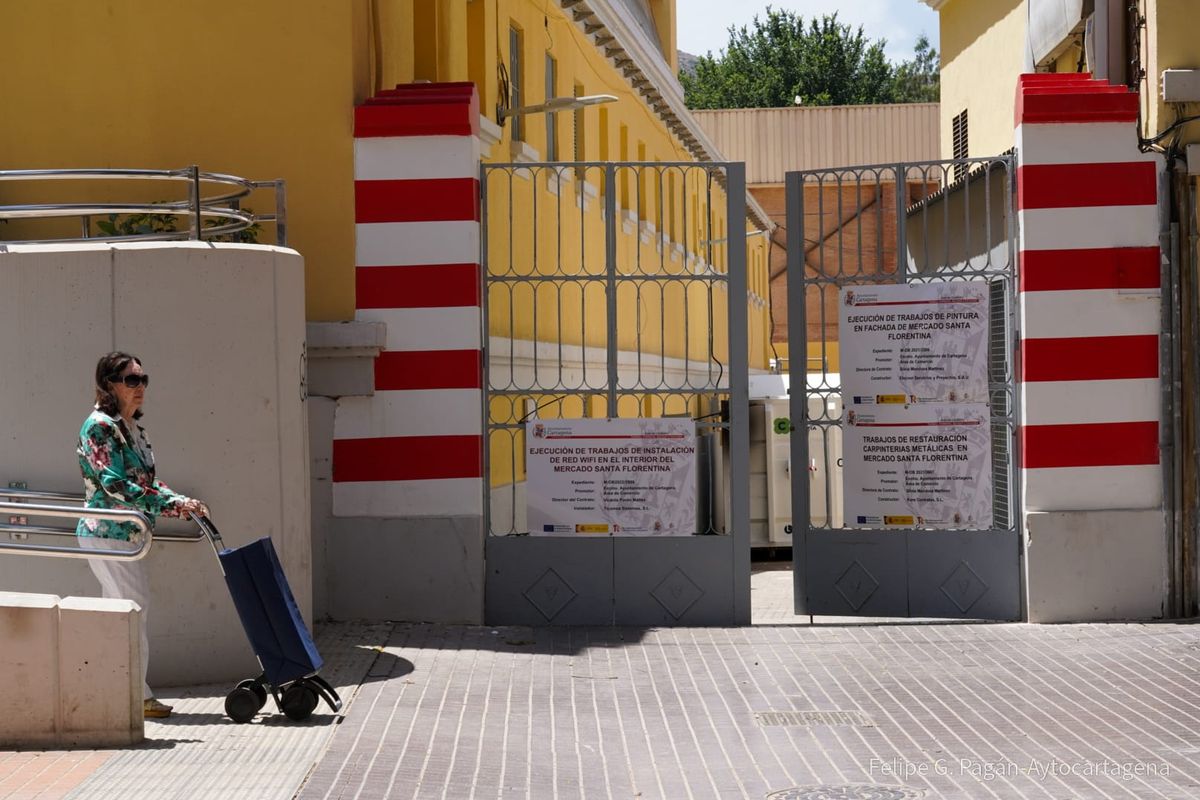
[332, 83, 484, 518]
[1016, 74, 1162, 512]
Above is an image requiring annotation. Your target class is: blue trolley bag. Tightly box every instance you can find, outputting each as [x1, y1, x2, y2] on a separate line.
[219, 536, 322, 685]
[194, 515, 341, 723]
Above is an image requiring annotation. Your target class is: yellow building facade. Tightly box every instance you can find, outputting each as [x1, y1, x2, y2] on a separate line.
[1, 0, 770, 352]
[928, 0, 1200, 163]
[1, 1, 773, 624]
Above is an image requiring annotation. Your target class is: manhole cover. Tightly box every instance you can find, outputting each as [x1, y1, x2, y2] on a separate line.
[767, 787, 925, 800]
[755, 710, 873, 727]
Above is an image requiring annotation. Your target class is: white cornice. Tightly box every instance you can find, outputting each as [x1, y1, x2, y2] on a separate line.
[920, 0, 949, 9]
[565, 0, 774, 232]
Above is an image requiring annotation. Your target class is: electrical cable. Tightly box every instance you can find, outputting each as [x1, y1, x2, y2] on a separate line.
[765, 226, 782, 368]
[517, 395, 568, 424]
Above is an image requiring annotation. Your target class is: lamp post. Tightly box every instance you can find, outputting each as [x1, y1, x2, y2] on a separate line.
[497, 94, 618, 125]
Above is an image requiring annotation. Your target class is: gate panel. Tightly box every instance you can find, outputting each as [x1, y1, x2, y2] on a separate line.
[481, 161, 750, 626]
[786, 156, 1021, 620]
[485, 536, 614, 625]
[804, 532, 907, 615]
[907, 531, 1019, 618]
[613, 537, 737, 625]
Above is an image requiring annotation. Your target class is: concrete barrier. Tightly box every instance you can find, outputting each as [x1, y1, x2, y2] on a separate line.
[0, 591, 142, 747]
[0, 241, 309, 686]
[1025, 510, 1168, 622]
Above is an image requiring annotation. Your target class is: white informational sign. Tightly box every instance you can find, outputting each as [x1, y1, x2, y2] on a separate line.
[843, 403, 993, 529]
[840, 282, 990, 403]
[526, 418, 697, 536]
[840, 281, 994, 530]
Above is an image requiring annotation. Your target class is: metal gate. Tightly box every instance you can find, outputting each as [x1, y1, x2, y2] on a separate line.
[785, 155, 1021, 619]
[480, 160, 750, 625]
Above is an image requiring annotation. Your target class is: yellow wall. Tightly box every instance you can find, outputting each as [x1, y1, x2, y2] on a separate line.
[938, 0, 1027, 161]
[472, 0, 769, 484]
[1050, 41, 1085, 76]
[0, 1, 363, 321]
[1146, 0, 1200, 148]
[478, 0, 769, 373]
[938, 0, 1200, 158]
[1, 0, 770, 385]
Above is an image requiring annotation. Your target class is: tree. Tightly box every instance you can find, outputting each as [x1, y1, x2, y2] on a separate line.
[679, 8, 940, 109]
[891, 34, 940, 103]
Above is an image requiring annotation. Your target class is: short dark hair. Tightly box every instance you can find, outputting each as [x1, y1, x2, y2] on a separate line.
[94, 351, 144, 420]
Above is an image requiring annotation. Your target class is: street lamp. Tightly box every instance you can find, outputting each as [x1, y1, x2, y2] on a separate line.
[497, 94, 618, 125]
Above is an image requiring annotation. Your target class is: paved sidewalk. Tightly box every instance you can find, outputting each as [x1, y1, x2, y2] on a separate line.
[297, 620, 1200, 800]
[7, 568, 1200, 799]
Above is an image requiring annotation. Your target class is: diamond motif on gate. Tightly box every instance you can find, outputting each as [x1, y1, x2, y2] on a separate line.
[940, 560, 988, 613]
[523, 568, 578, 621]
[834, 561, 879, 612]
[651, 567, 704, 620]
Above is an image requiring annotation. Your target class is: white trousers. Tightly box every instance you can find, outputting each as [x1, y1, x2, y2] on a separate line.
[78, 536, 153, 700]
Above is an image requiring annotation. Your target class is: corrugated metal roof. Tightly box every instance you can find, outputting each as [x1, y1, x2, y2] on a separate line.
[693, 104, 940, 185]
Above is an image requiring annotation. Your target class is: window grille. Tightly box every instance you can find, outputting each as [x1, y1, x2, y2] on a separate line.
[952, 109, 969, 182]
[509, 26, 523, 142]
[544, 54, 557, 161]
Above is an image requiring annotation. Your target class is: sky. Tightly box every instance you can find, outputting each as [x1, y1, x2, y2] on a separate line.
[675, 0, 938, 65]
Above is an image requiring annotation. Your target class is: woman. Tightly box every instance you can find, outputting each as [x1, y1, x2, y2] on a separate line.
[76, 352, 208, 719]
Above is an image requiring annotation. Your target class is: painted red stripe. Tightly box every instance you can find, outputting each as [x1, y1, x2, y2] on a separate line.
[851, 298, 981, 307]
[1021, 335, 1158, 382]
[355, 178, 479, 224]
[1017, 163, 1156, 210]
[332, 435, 482, 482]
[354, 83, 480, 138]
[1021, 421, 1158, 468]
[374, 350, 481, 390]
[1015, 82, 1138, 125]
[1020, 247, 1160, 292]
[356, 264, 480, 309]
[545, 434, 689, 439]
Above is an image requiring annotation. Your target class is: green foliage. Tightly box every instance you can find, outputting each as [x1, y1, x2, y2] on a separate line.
[95, 208, 178, 238]
[94, 205, 260, 242]
[205, 212, 262, 244]
[679, 9, 939, 109]
[892, 34, 940, 103]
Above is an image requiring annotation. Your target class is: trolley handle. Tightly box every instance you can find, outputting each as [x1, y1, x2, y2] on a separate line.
[190, 512, 227, 558]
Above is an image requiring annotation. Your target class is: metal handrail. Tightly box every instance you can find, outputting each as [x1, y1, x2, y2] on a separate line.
[0, 487, 205, 560]
[0, 166, 287, 246]
[0, 499, 153, 560]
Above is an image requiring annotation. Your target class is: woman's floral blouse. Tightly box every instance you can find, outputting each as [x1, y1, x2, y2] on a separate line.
[76, 408, 190, 541]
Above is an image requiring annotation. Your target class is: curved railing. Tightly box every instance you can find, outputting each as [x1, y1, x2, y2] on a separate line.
[0, 486, 204, 561]
[0, 166, 286, 246]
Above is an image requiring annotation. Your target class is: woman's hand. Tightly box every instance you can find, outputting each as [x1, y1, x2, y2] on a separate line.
[182, 498, 210, 518]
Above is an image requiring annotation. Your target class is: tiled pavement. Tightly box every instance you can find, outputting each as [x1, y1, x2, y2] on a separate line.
[9, 568, 1200, 799]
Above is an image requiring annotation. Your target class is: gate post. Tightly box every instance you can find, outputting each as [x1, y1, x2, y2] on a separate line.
[326, 82, 486, 622]
[1014, 74, 1167, 621]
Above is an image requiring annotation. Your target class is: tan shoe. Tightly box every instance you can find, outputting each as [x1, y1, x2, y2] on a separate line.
[144, 698, 173, 718]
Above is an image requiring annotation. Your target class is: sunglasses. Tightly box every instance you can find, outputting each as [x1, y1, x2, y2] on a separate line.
[111, 373, 150, 389]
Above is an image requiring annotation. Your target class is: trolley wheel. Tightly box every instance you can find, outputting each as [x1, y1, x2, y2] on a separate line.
[225, 687, 260, 723]
[236, 679, 268, 710]
[281, 683, 319, 721]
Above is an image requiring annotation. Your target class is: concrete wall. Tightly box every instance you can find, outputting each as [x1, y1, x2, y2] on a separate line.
[0, 242, 309, 686]
[1014, 75, 1168, 620]
[1026, 511, 1167, 621]
[308, 397, 485, 623]
[0, 592, 142, 747]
